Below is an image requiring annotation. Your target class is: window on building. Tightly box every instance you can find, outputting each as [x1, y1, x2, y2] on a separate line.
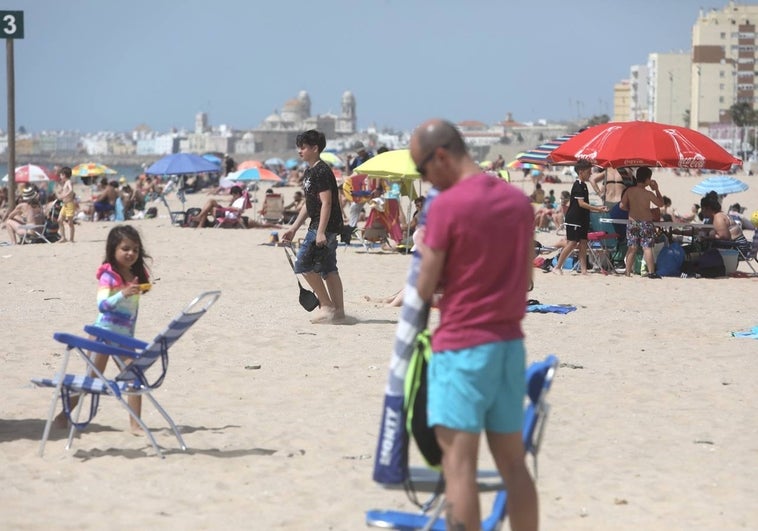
[720, 83, 726, 90]
[720, 96, 725, 103]
[720, 70, 725, 77]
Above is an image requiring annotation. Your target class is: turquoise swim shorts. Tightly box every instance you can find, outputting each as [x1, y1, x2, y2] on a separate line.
[428, 339, 525, 434]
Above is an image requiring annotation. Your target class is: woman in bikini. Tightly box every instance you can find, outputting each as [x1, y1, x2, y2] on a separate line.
[591, 167, 634, 210]
[700, 192, 751, 256]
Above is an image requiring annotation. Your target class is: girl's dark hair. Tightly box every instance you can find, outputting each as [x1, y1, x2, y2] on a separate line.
[104, 225, 151, 283]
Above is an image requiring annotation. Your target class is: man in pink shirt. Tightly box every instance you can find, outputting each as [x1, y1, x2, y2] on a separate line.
[412, 119, 537, 531]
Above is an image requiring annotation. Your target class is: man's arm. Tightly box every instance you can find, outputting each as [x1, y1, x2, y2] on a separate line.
[281, 203, 309, 242]
[647, 180, 664, 207]
[416, 243, 445, 303]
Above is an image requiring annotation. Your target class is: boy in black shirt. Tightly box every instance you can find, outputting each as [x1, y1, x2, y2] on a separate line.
[282, 130, 345, 323]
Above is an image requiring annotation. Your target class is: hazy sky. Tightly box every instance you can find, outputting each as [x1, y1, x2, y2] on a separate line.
[0, 0, 747, 133]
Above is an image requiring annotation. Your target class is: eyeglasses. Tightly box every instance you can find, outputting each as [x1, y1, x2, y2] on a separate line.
[415, 144, 449, 176]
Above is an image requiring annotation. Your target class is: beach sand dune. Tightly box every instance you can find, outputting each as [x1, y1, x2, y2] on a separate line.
[1, 171, 756, 529]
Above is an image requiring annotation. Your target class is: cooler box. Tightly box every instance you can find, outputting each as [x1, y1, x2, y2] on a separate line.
[717, 248, 739, 274]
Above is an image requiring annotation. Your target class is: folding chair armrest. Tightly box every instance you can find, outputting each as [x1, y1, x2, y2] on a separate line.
[53, 333, 139, 358]
[83, 325, 149, 350]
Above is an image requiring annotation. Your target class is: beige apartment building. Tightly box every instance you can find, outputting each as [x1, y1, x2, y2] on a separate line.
[613, 80, 631, 122]
[691, 1, 758, 130]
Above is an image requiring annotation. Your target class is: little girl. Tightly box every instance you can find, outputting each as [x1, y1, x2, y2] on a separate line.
[54, 225, 151, 432]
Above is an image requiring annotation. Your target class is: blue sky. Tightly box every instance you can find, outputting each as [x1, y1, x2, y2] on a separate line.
[0, 0, 749, 133]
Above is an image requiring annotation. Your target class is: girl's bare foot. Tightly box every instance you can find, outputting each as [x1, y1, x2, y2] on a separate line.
[129, 423, 145, 436]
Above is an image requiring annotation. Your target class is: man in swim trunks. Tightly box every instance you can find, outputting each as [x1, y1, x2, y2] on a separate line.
[412, 119, 538, 530]
[621, 166, 665, 278]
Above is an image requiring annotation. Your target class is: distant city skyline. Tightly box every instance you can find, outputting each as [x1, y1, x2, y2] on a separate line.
[0, 0, 750, 134]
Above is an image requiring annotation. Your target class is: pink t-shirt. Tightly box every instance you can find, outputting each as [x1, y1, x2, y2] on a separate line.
[424, 174, 533, 352]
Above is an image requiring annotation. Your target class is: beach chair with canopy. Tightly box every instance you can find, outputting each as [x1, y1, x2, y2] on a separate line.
[31, 291, 221, 458]
[365, 354, 559, 531]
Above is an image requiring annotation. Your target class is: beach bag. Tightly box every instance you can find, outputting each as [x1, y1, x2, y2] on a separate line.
[184, 207, 202, 228]
[283, 246, 320, 312]
[656, 241, 685, 277]
[404, 329, 442, 469]
[697, 248, 726, 278]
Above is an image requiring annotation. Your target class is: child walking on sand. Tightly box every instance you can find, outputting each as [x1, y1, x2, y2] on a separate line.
[54, 225, 152, 432]
[55, 166, 76, 242]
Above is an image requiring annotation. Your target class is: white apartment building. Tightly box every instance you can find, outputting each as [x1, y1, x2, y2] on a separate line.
[629, 65, 650, 121]
[691, 1, 758, 130]
[647, 53, 691, 126]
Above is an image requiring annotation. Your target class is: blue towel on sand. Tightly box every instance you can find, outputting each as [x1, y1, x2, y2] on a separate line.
[527, 304, 577, 314]
[731, 326, 758, 339]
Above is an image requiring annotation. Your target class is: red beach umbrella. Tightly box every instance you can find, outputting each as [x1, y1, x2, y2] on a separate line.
[548, 121, 742, 171]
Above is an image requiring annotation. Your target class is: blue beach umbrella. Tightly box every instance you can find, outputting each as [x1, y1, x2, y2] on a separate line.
[264, 157, 285, 168]
[202, 154, 223, 167]
[691, 175, 749, 196]
[146, 153, 220, 175]
[285, 158, 300, 170]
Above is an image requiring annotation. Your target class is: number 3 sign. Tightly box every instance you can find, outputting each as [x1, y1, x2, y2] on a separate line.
[0, 11, 24, 39]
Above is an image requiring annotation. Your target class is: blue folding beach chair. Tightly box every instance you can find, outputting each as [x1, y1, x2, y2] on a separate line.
[32, 291, 221, 458]
[365, 354, 559, 531]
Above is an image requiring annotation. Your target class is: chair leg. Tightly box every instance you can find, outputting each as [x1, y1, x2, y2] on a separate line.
[118, 395, 164, 458]
[39, 387, 62, 457]
[39, 349, 72, 457]
[143, 392, 187, 451]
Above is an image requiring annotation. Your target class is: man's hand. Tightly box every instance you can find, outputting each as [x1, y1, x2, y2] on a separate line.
[315, 231, 327, 247]
[281, 228, 296, 242]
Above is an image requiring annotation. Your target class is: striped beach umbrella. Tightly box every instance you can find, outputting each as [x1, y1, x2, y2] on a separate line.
[2, 164, 57, 182]
[517, 133, 577, 165]
[691, 175, 749, 196]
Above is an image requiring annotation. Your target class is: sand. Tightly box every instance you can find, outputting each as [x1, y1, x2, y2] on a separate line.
[1, 170, 756, 530]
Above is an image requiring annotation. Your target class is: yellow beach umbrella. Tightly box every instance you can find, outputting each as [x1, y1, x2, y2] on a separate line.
[320, 152, 344, 167]
[352, 149, 419, 180]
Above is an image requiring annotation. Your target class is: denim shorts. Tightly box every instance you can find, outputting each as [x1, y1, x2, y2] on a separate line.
[428, 339, 525, 434]
[294, 229, 339, 277]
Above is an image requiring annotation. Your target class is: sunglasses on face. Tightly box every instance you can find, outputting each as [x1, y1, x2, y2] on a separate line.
[415, 144, 449, 177]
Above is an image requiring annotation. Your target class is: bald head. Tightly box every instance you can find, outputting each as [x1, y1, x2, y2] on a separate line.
[413, 119, 467, 157]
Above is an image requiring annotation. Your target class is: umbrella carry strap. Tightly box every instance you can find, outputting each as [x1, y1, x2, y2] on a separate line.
[283, 245, 307, 290]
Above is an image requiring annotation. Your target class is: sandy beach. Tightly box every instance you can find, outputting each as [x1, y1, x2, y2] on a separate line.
[1, 169, 756, 530]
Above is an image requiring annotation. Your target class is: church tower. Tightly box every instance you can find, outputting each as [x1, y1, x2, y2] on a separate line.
[336, 91, 356, 135]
